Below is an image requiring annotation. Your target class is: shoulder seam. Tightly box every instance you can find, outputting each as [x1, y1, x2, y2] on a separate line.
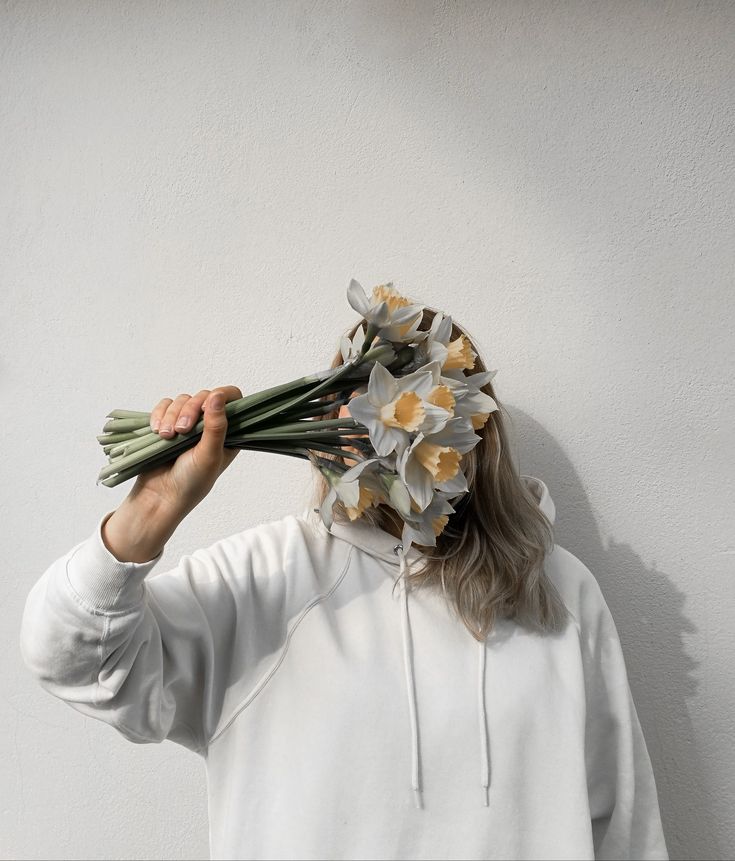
[544, 544, 586, 637]
[205, 542, 355, 751]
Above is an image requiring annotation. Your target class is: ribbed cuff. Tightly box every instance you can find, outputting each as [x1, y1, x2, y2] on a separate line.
[65, 510, 164, 613]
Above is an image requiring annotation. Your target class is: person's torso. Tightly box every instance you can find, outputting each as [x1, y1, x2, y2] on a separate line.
[201, 520, 594, 861]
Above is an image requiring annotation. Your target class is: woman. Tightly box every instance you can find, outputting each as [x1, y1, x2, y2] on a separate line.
[20, 304, 668, 860]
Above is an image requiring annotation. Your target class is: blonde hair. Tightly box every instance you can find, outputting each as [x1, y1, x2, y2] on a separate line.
[308, 304, 571, 641]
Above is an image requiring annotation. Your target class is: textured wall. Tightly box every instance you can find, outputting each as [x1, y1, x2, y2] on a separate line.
[3, 2, 733, 859]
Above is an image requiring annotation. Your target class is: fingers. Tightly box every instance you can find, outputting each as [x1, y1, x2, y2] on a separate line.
[151, 387, 244, 439]
[151, 394, 192, 438]
[149, 398, 173, 433]
[203, 386, 243, 410]
[171, 390, 210, 435]
[198, 387, 244, 464]
[156, 393, 196, 438]
[197, 389, 231, 464]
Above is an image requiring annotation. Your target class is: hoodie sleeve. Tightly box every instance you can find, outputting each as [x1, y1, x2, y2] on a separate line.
[580, 575, 669, 860]
[19, 509, 259, 756]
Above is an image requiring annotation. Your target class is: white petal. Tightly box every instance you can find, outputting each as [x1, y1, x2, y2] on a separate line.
[440, 374, 469, 398]
[347, 279, 371, 316]
[371, 299, 391, 326]
[404, 452, 434, 511]
[368, 361, 398, 406]
[436, 470, 468, 495]
[395, 363, 439, 396]
[418, 403, 453, 435]
[465, 369, 498, 389]
[389, 480, 412, 517]
[337, 479, 361, 508]
[341, 457, 382, 481]
[346, 393, 379, 426]
[426, 416, 481, 453]
[339, 334, 352, 363]
[464, 390, 498, 413]
[429, 311, 444, 338]
[320, 488, 337, 530]
[388, 304, 424, 326]
[353, 324, 366, 351]
[428, 343, 449, 366]
[401, 515, 435, 549]
[435, 314, 453, 344]
[370, 420, 398, 457]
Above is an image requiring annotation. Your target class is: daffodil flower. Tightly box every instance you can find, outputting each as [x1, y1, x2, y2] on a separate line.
[340, 329, 399, 369]
[328, 455, 412, 522]
[411, 310, 451, 368]
[379, 470, 413, 519]
[442, 367, 499, 430]
[396, 417, 481, 511]
[344, 480, 382, 521]
[347, 279, 429, 348]
[347, 458, 412, 516]
[318, 465, 367, 529]
[339, 324, 400, 369]
[340, 324, 367, 362]
[443, 367, 498, 390]
[336, 456, 389, 520]
[346, 360, 455, 459]
[398, 491, 458, 551]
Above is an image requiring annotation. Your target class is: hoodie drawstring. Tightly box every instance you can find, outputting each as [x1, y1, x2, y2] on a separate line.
[394, 541, 490, 810]
[478, 635, 490, 806]
[396, 544, 422, 809]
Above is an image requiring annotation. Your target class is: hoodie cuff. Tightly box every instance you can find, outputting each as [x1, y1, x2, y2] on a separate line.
[65, 510, 164, 614]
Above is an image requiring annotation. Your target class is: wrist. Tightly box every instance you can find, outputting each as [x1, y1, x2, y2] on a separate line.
[102, 495, 183, 564]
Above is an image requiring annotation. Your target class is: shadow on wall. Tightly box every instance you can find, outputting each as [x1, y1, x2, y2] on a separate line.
[506, 403, 710, 861]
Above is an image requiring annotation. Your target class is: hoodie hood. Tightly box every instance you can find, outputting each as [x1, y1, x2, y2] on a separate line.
[308, 474, 555, 809]
[324, 474, 555, 567]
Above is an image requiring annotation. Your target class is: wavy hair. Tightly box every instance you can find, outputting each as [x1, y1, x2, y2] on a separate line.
[308, 304, 571, 641]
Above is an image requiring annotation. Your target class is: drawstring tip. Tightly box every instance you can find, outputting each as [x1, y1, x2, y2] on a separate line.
[481, 785, 489, 807]
[413, 787, 423, 809]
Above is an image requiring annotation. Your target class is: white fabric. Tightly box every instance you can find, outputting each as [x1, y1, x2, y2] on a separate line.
[19, 475, 669, 860]
[396, 542, 491, 810]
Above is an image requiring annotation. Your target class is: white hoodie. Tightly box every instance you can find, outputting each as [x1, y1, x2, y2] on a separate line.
[20, 475, 668, 861]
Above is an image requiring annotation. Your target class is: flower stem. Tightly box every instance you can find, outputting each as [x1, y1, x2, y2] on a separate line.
[96, 351, 414, 487]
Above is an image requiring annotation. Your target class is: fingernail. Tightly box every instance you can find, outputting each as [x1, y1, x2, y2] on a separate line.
[210, 394, 224, 410]
[175, 416, 190, 430]
[160, 424, 172, 434]
[151, 420, 160, 432]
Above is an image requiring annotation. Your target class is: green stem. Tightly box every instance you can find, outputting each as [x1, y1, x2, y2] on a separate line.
[225, 361, 366, 432]
[102, 417, 154, 434]
[229, 444, 311, 461]
[108, 414, 365, 462]
[230, 417, 361, 436]
[96, 426, 153, 445]
[96, 349, 414, 487]
[106, 409, 152, 419]
[229, 440, 366, 461]
[100, 369, 367, 468]
[98, 435, 364, 488]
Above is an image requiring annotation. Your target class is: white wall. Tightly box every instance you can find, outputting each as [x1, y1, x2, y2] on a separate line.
[3, 2, 733, 859]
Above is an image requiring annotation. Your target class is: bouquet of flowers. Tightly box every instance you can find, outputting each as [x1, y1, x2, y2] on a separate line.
[96, 280, 498, 551]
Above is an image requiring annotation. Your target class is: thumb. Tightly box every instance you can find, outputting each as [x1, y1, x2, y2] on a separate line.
[198, 391, 229, 463]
